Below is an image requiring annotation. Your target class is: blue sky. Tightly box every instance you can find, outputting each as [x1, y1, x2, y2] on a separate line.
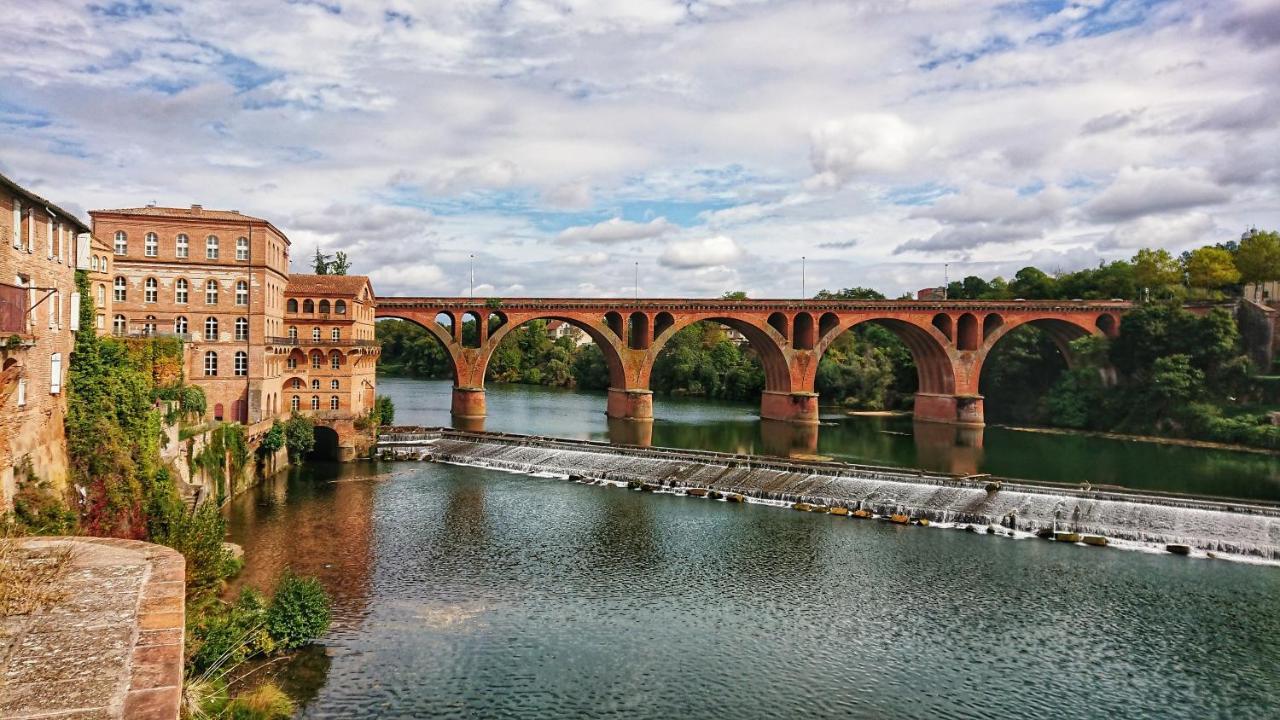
[1, 0, 1276, 297]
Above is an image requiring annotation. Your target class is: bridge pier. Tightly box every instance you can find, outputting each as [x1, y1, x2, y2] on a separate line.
[760, 391, 820, 424]
[606, 388, 653, 421]
[913, 393, 984, 426]
[451, 386, 487, 420]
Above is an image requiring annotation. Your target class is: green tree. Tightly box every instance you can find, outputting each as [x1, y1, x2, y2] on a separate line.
[1235, 229, 1280, 299]
[815, 287, 885, 300]
[312, 248, 331, 275]
[329, 251, 351, 275]
[1008, 267, 1057, 299]
[722, 290, 748, 300]
[1185, 246, 1241, 294]
[1132, 248, 1182, 298]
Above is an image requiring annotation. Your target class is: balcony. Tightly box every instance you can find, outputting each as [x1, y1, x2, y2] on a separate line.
[267, 336, 378, 347]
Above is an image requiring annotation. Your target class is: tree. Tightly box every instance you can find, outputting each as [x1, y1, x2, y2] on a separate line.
[1131, 248, 1182, 298]
[1235, 229, 1280, 299]
[312, 248, 331, 275]
[329, 251, 351, 275]
[814, 287, 885, 300]
[1008, 267, 1057, 299]
[1185, 246, 1241, 294]
[722, 290, 748, 300]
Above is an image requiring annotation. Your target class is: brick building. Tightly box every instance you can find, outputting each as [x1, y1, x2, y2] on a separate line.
[89, 205, 293, 424]
[1, 172, 93, 504]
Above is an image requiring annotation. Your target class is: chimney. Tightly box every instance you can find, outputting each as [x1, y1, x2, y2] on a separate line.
[191, 204, 202, 214]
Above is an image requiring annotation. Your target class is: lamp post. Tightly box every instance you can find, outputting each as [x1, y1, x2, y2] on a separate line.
[801, 256, 806, 298]
[634, 261, 639, 301]
[943, 263, 949, 300]
[470, 254, 475, 299]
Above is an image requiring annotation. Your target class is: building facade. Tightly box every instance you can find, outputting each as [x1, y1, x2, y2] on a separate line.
[1, 173, 93, 505]
[89, 205, 293, 424]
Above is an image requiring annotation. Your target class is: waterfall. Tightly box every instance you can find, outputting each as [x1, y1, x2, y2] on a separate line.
[377, 428, 1280, 562]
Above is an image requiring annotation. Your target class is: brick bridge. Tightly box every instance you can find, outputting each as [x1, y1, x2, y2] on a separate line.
[376, 297, 1133, 427]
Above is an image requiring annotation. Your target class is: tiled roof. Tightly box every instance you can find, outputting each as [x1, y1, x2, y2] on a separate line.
[0, 170, 91, 233]
[286, 274, 372, 297]
[90, 205, 271, 223]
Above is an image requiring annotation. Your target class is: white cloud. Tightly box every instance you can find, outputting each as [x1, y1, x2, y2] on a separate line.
[558, 217, 672, 244]
[562, 251, 609, 266]
[1085, 167, 1231, 222]
[806, 114, 925, 189]
[659, 235, 743, 268]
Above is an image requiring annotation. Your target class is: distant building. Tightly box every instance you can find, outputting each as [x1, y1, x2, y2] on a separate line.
[546, 320, 592, 347]
[917, 287, 945, 300]
[1, 172, 94, 506]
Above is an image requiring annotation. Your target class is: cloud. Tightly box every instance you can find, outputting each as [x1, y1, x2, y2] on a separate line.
[1085, 167, 1231, 222]
[558, 217, 672, 244]
[806, 114, 924, 189]
[1098, 212, 1219, 252]
[659, 235, 743, 269]
[366, 262, 447, 295]
[894, 184, 1065, 254]
[817, 239, 857, 249]
[562, 251, 609, 266]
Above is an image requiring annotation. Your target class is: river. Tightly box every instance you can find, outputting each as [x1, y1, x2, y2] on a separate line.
[225, 378, 1280, 718]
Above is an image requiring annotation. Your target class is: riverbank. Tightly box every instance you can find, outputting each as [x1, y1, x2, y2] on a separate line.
[996, 423, 1280, 456]
[378, 428, 1280, 562]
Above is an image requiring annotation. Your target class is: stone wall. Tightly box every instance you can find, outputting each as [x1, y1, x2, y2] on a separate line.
[1237, 298, 1277, 371]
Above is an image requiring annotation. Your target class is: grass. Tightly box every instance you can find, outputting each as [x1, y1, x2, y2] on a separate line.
[0, 535, 75, 616]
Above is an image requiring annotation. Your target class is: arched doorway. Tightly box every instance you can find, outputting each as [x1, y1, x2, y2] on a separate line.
[311, 425, 342, 461]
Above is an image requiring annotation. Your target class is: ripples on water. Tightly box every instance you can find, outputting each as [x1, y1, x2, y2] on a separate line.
[226, 461, 1280, 719]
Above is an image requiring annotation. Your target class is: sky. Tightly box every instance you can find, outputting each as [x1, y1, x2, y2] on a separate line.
[1, 0, 1277, 298]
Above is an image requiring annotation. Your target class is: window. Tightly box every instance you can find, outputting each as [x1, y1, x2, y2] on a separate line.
[50, 353, 62, 394]
[291, 396, 300, 412]
[331, 327, 340, 341]
[113, 315, 126, 335]
[330, 396, 339, 410]
[236, 236, 249, 261]
[205, 317, 218, 338]
[96, 314, 104, 330]
[311, 396, 320, 410]
[114, 231, 127, 255]
[235, 317, 248, 340]
[330, 379, 339, 389]
[287, 357, 297, 370]
[144, 278, 157, 303]
[91, 256, 99, 271]
[287, 298, 298, 313]
[176, 234, 189, 258]
[16, 378, 26, 407]
[235, 281, 248, 305]
[143, 315, 156, 335]
[204, 351, 218, 376]
[312, 327, 320, 341]
[335, 300, 347, 314]
[311, 352, 322, 369]
[205, 280, 218, 304]
[114, 276, 127, 302]
[144, 232, 158, 257]
[206, 235, 219, 259]
[175, 316, 188, 335]
[11, 198, 20, 249]
[303, 299, 314, 313]
[330, 352, 340, 369]
[319, 299, 330, 314]
[176, 279, 188, 303]
[96, 284, 105, 306]
[292, 378, 302, 389]
[234, 351, 248, 376]
[288, 326, 297, 341]
[311, 379, 320, 390]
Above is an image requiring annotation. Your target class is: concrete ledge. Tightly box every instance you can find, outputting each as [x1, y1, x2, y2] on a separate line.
[0, 536, 185, 720]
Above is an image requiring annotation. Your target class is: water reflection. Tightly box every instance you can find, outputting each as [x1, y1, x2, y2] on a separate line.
[759, 419, 819, 458]
[606, 417, 654, 447]
[912, 422, 985, 476]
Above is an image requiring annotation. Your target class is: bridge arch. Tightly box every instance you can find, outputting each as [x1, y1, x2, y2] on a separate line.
[480, 315, 628, 391]
[815, 316, 956, 396]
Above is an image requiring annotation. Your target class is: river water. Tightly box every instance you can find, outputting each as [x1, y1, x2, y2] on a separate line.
[226, 378, 1280, 718]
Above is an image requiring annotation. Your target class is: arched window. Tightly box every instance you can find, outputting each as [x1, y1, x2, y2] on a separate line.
[288, 326, 298, 341]
[330, 351, 340, 369]
[113, 231, 126, 255]
[292, 378, 303, 389]
[330, 396, 339, 410]
[311, 379, 320, 390]
[310, 395, 320, 410]
[335, 300, 347, 314]
[330, 327, 340, 341]
[144, 277, 157, 303]
[287, 298, 298, 313]
[330, 379, 339, 389]
[235, 317, 248, 341]
[287, 357, 297, 370]
[291, 395, 300, 412]
[144, 232, 158, 257]
[203, 351, 218, 376]
[205, 317, 218, 338]
[319, 299, 330, 313]
[96, 284, 105, 306]
[205, 280, 218, 304]
[310, 351, 322, 369]
[91, 255, 99, 271]
[235, 281, 248, 305]
[175, 278, 188, 303]
[236, 236, 249, 261]
[303, 299, 314, 313]
[176, 234, 189, 258]
[234, 351, 248, 376]
[312, 327, 321, 341]
[113, 276, 127, 302]
[206, 235, 219, 259]
[175, 316, 188, 335]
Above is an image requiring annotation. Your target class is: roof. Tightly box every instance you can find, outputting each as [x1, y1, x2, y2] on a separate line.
[286, 274, 373, 298]
[89, 205, 290, 241]
[0, 170, 92, 233]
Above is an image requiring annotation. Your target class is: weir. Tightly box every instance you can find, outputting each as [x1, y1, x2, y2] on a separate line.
[377, 428, 1280, 561]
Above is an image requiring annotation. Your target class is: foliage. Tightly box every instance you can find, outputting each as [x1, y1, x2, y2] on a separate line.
[374, 394, 396, 426]
[283, 414, 316, 462]
[1132, 248, 1183, 296]
[258, 421, 285, 457]
[815, 287, 885, 300]
[148, 501, 237, 610]
[225, 682, 296, 720]
[265, 571, 333, 650]
[1235, 229, 1280, 296]
[487, 320, 577, 387]
[571, 344, 611, 390]
[311, 248, 350, 275]
[978, 326, 1067, 423]
[4, 458, 76, 535]
[650, 323, 764, 401]
[376, 319, 453, 378]
[190, 423, 250, 502]
[1185, 246, 1241, 293]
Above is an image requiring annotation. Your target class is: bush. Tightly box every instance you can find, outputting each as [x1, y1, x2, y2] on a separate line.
[188, 588, 274, 675]
[258, 421, 285, 457]
[225, 682, 296, 720]
[374, 394, 395, 426]
[282, 415, 315, 462]
[266, 571, 332, 650]
[148, 501, 236, 609]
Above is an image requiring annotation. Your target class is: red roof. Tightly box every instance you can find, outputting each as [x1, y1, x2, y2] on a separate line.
[286, 274, 373, 298]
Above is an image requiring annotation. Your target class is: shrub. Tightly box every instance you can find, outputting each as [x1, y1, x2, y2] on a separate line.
[148, 502, 235, 609]
[375, 394, 395, 426]
[266, 571, 332, 650]
[225, 682, 296, 720]
[258, 421, 285, 457]
[283, 415, 315, 462]
[187, 588, 274, 675]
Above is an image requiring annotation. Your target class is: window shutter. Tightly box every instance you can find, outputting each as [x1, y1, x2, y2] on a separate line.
[47, 216, 53, 259]
[50, 353, 62, 394]
[70, 292, 81, 331]
[12, 199, 20, 249]
[17, 378, 26, 407]
[76, 233, 90, 269]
